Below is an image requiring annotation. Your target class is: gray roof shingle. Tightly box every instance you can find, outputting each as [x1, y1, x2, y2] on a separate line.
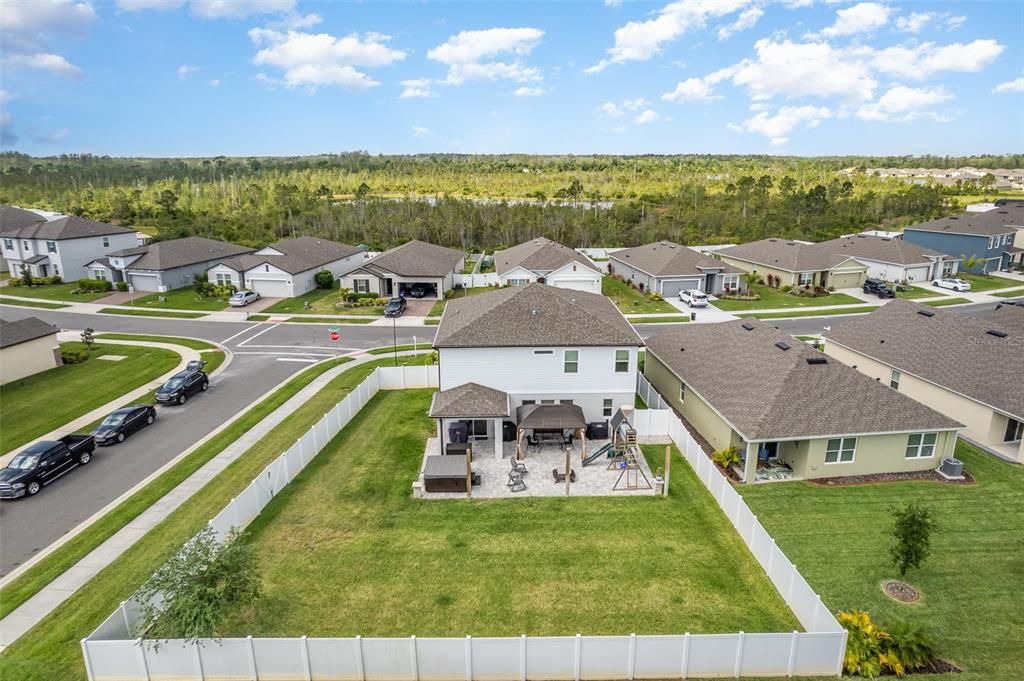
[646, 318, 961, 441]
[813, 234, 953, 265]
[717, 238, 867, 272]
[903, 207, 1023, 237]
[434, 283, 644, 348]
[361, 239, 463, 277]
[218, 236, 360, 275]
[494, 238, 599, 276]
[611, 241, 743, 277]
[428, 382, 511, 418]
[1, 207, 135, 240]
[120, 237, 254, 271]
[826, 300, 1024, 418]
[0, 317, 58, 349]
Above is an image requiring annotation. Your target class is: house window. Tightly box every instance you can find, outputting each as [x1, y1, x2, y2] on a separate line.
[603, 399, 613, 417]
[22, 240, 29, 250]
[905, 433, 937, 459]
[541, 399, 555, 405]
[53, 264, 59, 275]
[2, 239, 12, 250]
[508, 278, 529, 286]
[560, 399, 574, 405]
[615, 349, 629, 373]
[798, 272, 813, 286]
[92, 269, 108, 281]
[722, 274, 739, 291]
[1005, 418, 1024, 443]
[102, 237, 110, 247]
[679, 383, 686, 402]
[825, 437, 856, 464]
[215, 273, 232, 286]
[563, 350, 579, 373]
[533, 350, 553, 355]
[353, 278, 369, 293]
[46, 241, 57, 253]
[467, 420, 489, 439]
[265, 264, 270, 272]
[522, 400, 535, 406]
[889, 369, 901, 390]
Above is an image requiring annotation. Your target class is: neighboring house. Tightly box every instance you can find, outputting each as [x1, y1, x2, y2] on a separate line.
[716, 238, 869, 289]
[609, 241, 747, 297]
[901, 205, 1022, 273]
[825, 300, 1024, 463]
[85, 237, 254, 292]
[493, 238, 603, 293]
[1, 206, 137, 281]
[430, 283, 644, 456]
[340, 239, 464, 300]
[206, 236, 363, 298]
[644, 319, 962, 483]
[0, 317, 61, 385]
[817, 234, 958, 282]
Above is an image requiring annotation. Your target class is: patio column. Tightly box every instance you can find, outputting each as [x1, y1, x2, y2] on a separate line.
[743, 442, 759, 484]
[436, 419, 445, 455]
[493, 418, 503, 459]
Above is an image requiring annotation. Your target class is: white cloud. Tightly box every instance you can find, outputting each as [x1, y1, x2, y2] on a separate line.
[634, 109, 661, 124]
[622, 97, 649, 110]
[512, 86, 547, 97]
[944, 15, 966, 30]
[604, 0, 623, 6]
[717, 6, 763, 40]
[177, 64, 199, 80]
[1, 0, 95, 33]
[411, 126, 430, 138]
[400, 78, 438, 99]
[4, 53, 84, 78]
[427, 28, 544, 85]
[250, 29, 406, 89]
[116, 0, 183, 9]
[870, 39, 1004, 79]
[0, 90, 14, 105]
[994, 77, 1024, 94]
[856, 85, 952, 122]
[28, 126, 70, 143]
[598, 102, 623, 117]
[817, 2, 892, 38]
[208, 78, 221, 87]
[662, 77, 720, 102]
[728, 105, 832, 145]
[895, 11, 933, 34]
[586, 0, 752, 73]
[191, 0, 294, 19]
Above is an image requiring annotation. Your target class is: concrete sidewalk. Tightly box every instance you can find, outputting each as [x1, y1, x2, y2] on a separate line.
[0, 350, 425, 651]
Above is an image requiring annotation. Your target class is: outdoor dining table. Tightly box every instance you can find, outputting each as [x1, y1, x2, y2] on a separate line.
[529, 430, 572, 452]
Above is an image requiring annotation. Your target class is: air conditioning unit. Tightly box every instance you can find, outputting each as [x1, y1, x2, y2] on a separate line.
[938, 457, 964, 479]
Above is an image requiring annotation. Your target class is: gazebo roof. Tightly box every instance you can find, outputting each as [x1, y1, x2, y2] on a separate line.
[429, 382, 510, 418]
[515, 403, 587, 430]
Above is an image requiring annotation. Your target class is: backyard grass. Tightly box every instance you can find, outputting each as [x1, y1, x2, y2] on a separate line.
[219, 390, 795, 638]
[958, 272, 1022, 292]
[627, 316, 691, 324]
[736, 305, 879, 320]
[992, 287, 1024, 298]
[0, 296, 69, 309]
[427, 285, 496, 316]
[602, 276, 677, 314]
[712, 284, 863, 311]
[740, 442, 1024, 681]
[895, 286, 946, 299]
[923, 297, 971, 307]
[0, 282, 110, 302]
[128, 288, 229, 311]
[98, 307, 206, 319]
[0, 342, 180, 453]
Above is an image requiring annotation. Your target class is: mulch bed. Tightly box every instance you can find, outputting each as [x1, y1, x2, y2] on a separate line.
[809, 468, 975, 487]
[882, 580, 920, 603]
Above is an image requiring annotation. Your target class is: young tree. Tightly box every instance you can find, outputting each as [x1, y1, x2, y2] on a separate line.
[961, 254, 986, 276]
[19, 264, 34, 288]
[743, 271, 763, 294]
[314, 269, 335, 289]
[80, 327, 95, 351]
[890, 502, 936, 577]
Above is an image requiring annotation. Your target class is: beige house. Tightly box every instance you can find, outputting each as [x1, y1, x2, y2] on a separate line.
[0, 317, 61, 384]
[716, 238, 868, 289]
[644, 319, 962, 483]
[340, 240, 464, 300]
[826, 300, 1024, 463]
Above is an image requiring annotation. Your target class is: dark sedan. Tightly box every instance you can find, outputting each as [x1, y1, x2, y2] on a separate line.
[92, 404, 157, 445]
[155, 362, 209, 405]
[384, 296, 407, 317]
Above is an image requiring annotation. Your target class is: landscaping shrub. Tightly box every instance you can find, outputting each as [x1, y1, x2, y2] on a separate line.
[712, 446, 741, 469]
[649, 291, 664, 301]
[780, 284, 792, 293]
[191, 276, 235, 299]
[40, 275, 62, 285]
[314, 270, 335, 289]
[343, 291, 380, 303]
[60, 348, 90, 364]
[116, 281, 129, 291]
[7, 278, 22, 287]
[837, 610, 938, 678]
[76, 278, 113, 292]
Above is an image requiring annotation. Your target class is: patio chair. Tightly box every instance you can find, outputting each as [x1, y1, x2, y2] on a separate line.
[527, 434, 540, 453]
[507, 471, 527, 493]
[510, 457, 528, 476]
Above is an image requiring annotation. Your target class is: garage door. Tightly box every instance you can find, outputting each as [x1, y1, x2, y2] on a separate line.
[248, 279, 293, 298]
[830, 272, 864, 289]
[904, 266, 930, 283]
[128, 273, 160, 292]
[660, 279, 701, 298]
[547, 275, 601, 293]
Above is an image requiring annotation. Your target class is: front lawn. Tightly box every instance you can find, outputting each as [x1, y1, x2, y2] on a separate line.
[740, 442, 1023, 681]
[0, 342, 180, 453]
[992, 286, 1024, 298]
[627, 316, 691, 324]
[959, 272, 1022, 292]
[895, 286, 946, 299]
[712, 284, 863, 311]
[736, 305, 879, 320]
[98, 307, 206, 319]
[2, 282, 110, 302]
[923, 297, 971, 307]
[263, 285, 343, 314]
[129, 288, 229, 311]
[218, 389, 795, 638]
[0, 296, 69, 309]
[602, 276, 677, 314]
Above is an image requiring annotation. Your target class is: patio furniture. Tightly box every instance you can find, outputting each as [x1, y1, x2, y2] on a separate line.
[507, 471, 527, 493]
[445, 442, 473, 460]
[511, 457, 528, 475]
[423, 455, 479, 493]
[552, 468, 577, 484]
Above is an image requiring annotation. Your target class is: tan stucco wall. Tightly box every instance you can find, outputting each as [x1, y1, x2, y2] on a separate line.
[825, 343, 1021, 463]
[780, 430, 958, 480]
[0, 335, 61, 384]
[644, 353, 738, 452]
[717, 257, 800, 287]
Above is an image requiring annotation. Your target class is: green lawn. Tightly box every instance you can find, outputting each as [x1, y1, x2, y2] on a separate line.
[95, 333, 219, 351]
[992, 287, 1024, 298]
[247, 314, 271, 321]
[366, 343, 433, 355]
[263, 285, 386, 316]
[218, 390, 794, 638]
[129, 288, 229, 311]
[424, 318, 440, 325]
[0, 296, 69, 309]
[285, 316, 376, 324]
[740, 443, 1023, 681]
[923, 297, 971, 307]
[0, 342, 180, 453]
[627, 316, 691, 324]
[959, 272, 1022, 292]
[736, 305, 879, 320]
[98, 307, 206, 319]
[602, 276, 677, 313]
[895, 286, 946, 299]
[712, 284, 864, 311]
[1, 282, 110, 302]
[428, 286, 497, 316]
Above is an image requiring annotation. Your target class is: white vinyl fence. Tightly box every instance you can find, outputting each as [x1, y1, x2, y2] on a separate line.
[81, 370, 845, 680]
[636, 373, 667, 410]
[455, 272, 500, 288]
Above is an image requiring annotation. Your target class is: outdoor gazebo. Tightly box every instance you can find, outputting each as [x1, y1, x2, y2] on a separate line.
[428, 382, 511, 459]
[513, 403, 588, 461]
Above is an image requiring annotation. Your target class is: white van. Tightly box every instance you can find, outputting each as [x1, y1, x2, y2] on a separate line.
[679, 289, 708, 307]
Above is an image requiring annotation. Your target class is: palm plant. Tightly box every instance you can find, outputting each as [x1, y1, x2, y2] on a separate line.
[961, 254, 986, 276]
[743, 271, 763, 294]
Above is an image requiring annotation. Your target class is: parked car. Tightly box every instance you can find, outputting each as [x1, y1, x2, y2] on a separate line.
[933, 278, 971, 292]
[678, 289, 709, 308]
[384, 296, 407, 317]
[0, 435, 95, 499]
[862, 278, 896, 299]
[155, 360, 208, 405]
[407, 284, 429, 298]
[92, 404, 157, 445]
[228, 290, 261, 307]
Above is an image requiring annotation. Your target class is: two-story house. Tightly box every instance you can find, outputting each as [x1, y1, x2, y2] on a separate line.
[1, 206, 137, 280]
[429, 283, 644, 458]
[901, 207, 1022, 274]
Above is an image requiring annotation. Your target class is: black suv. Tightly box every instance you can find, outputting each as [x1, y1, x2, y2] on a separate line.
[407, 284, 429, 298]
[384, 296, 407, 317]
[863, 277, 896, 299]
[92, 404, 157, 445]
[0, 435, 95, 499]
[155, 360, 209, 405]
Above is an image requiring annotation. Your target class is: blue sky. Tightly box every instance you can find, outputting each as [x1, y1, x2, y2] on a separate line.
[1, 0, 1022, 156]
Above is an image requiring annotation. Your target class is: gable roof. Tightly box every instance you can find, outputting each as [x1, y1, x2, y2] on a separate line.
[217, 236, 360, 275]
[903, 208, 1022, 238]
[1, 207, 135, 241]
[119, 237, 253, 271]
[494, 238, 599, 276]
[362, 239, 463, 277]
[610, 241, 743, 277]
[428, 382, 510, 418]
[814, 234, 952, 265]
[717, 238, 868, 273]
[826, 300, 1024, 419]
[646, 318, 961, 441]
[0, 317, 58, 349]
[434, 282, 644, 348]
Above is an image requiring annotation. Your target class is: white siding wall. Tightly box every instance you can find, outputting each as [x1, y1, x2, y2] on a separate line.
[52, 232, 137, 280]
[206, 264, 243, 288]
[244, 263, 298, 297]
[545, 262, 602, 293]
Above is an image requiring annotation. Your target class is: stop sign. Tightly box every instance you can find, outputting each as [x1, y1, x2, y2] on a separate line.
[329, 328, 340, 342]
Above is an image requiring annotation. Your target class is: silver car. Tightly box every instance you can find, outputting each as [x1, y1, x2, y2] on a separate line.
[678, 289, 709, 307]
[228, 290, 261, 307]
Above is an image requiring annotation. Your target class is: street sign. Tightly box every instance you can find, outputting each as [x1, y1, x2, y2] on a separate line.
[328, 327, 340, 342]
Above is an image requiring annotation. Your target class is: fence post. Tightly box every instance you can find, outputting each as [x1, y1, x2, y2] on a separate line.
[465, 635, 473, 681]
[355, 635, 365, 681]
[311, 424, 318, 454]
[733, 632, 745, 678]
[247, 636, 257, 681]
[786, 567, 797, 603]
[520, 635, 527, 681]
[766, 536, 776, 575]
[81, 639, 97, 681]
[301, 635, 312, 681]
[680, 633, 690, 680]
[836, 629, 849, 678]
[136, 638, 151, 681]
[120, 600, 131, 635]
[193, 640, 205, 681]
[787, 631, 798, 678]
[574, 634, 582, 681]
[627, 633, 636, 681]
[410, 635, 419, 681]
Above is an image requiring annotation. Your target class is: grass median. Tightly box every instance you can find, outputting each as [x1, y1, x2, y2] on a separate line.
[735, 305, 879, 319]
[627, 316, 691, 324]
[0, 296, 69, 309]
[98, 307, 207, 319]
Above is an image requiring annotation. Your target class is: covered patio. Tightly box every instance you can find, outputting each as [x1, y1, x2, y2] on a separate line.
[428, 382, 512, 459]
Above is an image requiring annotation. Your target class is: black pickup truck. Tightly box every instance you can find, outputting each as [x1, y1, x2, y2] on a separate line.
[0, 435, 95, 499]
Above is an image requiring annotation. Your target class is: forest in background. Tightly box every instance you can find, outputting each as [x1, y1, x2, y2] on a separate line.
[1, 152, 1021, 251]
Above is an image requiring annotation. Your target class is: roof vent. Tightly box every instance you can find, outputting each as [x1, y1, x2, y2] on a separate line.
[775, 341, 791, 351]
[917, 309, 935, 317]
[532, 309, 538, 316]
[741, 322, 755, 331]
[806, 357, 828, 365]
[679, 347, 685, 352]
[986, 329, 1008, 338]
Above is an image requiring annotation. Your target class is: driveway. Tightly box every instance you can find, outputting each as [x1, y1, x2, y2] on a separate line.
[239, 296, 282, 313]
[403, 299, 435, 317]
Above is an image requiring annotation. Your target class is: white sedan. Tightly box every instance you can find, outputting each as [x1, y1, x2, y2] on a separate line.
[932, 278, 972, 292]
[228, 290, 261, 307]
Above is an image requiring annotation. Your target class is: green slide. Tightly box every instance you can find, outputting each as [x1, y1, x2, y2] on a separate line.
[582, 442, 616, 466]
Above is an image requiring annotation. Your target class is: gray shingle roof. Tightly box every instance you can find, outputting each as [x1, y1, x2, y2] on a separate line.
[434, 282, 644, 348]
[122, 237, 254, 271]
[362, 239, 463, 277]
[428, 382, 510, 418]
[903, 208, 1022, 237]
[0, 317, 58, 349]
[826, 300, 1024, 419]
[1, 207, 135, 240]
[646, 318, 961, 441]
[814, 234, 952, 265]
[218, 236, 360, 275]
[717, 238, 867, 272]
[611, 241, 743, 277]
[494, 238, 599, 276]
